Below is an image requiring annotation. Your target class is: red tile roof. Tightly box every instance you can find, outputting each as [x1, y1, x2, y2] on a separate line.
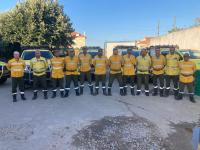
[137, 37, 152, 45]
[71, 32, 86, 38]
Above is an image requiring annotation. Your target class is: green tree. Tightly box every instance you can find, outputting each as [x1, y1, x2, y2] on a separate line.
[0, 0, 74, 48]
[195, 17, 200, 26]
[168, 27, 183, 33]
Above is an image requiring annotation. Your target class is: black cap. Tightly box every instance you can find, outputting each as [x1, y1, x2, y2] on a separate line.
[184, 53, 190, 57]
[113, 47, 117, 51]
[82, 46, 87, 50]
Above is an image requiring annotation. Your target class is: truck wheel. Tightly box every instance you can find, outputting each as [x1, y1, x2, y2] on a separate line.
[0, 78, 7, 84]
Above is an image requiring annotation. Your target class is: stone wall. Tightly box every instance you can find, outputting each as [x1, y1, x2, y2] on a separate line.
[150, 26, 200, 50]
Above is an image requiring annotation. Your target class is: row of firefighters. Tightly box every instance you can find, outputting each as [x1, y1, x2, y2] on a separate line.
[6, 46, 197, 103]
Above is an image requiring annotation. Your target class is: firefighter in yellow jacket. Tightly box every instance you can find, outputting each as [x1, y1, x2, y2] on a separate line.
[79, 47, 93, 95]
[108, 48, 124, 96]
[151, 47, 166, 97]
[93, 48, 108, 96]
[136, 49, 151, 96]
[165, 47, 180, 97]
[50, 50, 65, 98]
[30, 50, 48, 100]
[7, 51, 26, 102]
[176, 53, 196, 103]
[122, 48, 136, 96]
[64, 49, 79, 97]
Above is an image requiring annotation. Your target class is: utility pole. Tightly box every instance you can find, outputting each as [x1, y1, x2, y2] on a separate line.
[173, 16, 177, 29]
[157, 20, 160, 37]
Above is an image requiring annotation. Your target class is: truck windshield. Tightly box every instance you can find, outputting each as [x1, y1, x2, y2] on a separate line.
[180, 50, 200, 59]
[22, 51, 53, 60]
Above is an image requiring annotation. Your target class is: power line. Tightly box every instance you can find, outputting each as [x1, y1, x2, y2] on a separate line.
[157, 20, 160, 36]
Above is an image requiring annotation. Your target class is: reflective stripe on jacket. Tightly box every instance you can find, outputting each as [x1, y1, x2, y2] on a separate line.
[79, 53, 92, 72]
[65, 56, 79, 75]
[136, 55, 151, 74]
[179, 60, 196, 83]
[165, 54, 180, 75]
[51, 57, 64, 78]
[30, 57, 48, 76]
[109, 55, 123, 74]
[123, 54, 136, 76]
[151, 55, 166, 75]
[7, 58, 25, 77]
[93, 55, 108, 75]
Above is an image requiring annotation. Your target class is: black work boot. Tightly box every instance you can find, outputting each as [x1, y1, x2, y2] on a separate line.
[131, 88, 135, 96]
[94, 88, 99, 96]
[32, 91, 38, 100]
[174, 89, 179, 98]
[80, 86, 84, 95]
[175, 93, 183, 100]
[160, 89, 164, 97]
[51, 91, 56, 99]
[145, 92, 149, 96]
[13, 94, 17, 102]
[60, 91, 64, 98]
[189, 95, 196, 103]
[136, 90, 141, 96]
[90, 86, 94, 95]
[64, 90, 69, 97]
[124, 87, 127, 96]
[75, 89, 80, 96]
[152, 88, 158, 96]
[108, 88, 112, 96]
[21, 94, 26, 101]
[103, 88, 107, 96]
[44, 91, 48, 100]
[165, 89, 170, 97]
[120, 89, 124, 96]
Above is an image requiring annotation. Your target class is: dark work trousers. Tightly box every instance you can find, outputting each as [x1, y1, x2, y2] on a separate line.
[152, 74, 164, 89]
[95, 74, 106, 89]
[165, 75, 179, 91]
[108, 73, 123, 89]
[33, 75, 47, 92]
[52, 78, 64, 92]
[123, 75, 135, 88]
[179, 82, 194, 95]
[12, 77, 24, 95]
[137, 74, 149, 92]
[80, 71, 93, 88]
[65, 75, 79, 91]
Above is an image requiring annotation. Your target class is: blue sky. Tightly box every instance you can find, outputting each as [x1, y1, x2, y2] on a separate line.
[0, 0, 200, 47]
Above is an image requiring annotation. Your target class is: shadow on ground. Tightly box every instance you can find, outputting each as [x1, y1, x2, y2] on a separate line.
[72, 115, 197, 150]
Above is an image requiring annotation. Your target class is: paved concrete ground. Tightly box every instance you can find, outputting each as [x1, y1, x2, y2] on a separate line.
[0, 79, 200, 150]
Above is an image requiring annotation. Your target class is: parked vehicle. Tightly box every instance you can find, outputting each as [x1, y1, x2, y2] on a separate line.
[21, 49, 54, 85]
[149, 45, 179, 57]
[178, 49, 200, 70]
[114, 46, 138, 55]
[0, 60, 10, 84]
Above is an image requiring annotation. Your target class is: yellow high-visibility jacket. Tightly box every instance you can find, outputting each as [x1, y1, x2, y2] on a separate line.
[165, 54, 180, 75]
[109, 55, 123, 74]
[179, 60, 196, 83]
[123, 54, 136, 76]
[151, 55, 166, 75]
[50, 57, 64, 79]
[136, 55, 151, 74]
[65, 56, 79, 75]
[7, 58, 25, 78]
[30, 57, 48, 76]
[79, 53, 92, 72]
[93, 55, 108, 75]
